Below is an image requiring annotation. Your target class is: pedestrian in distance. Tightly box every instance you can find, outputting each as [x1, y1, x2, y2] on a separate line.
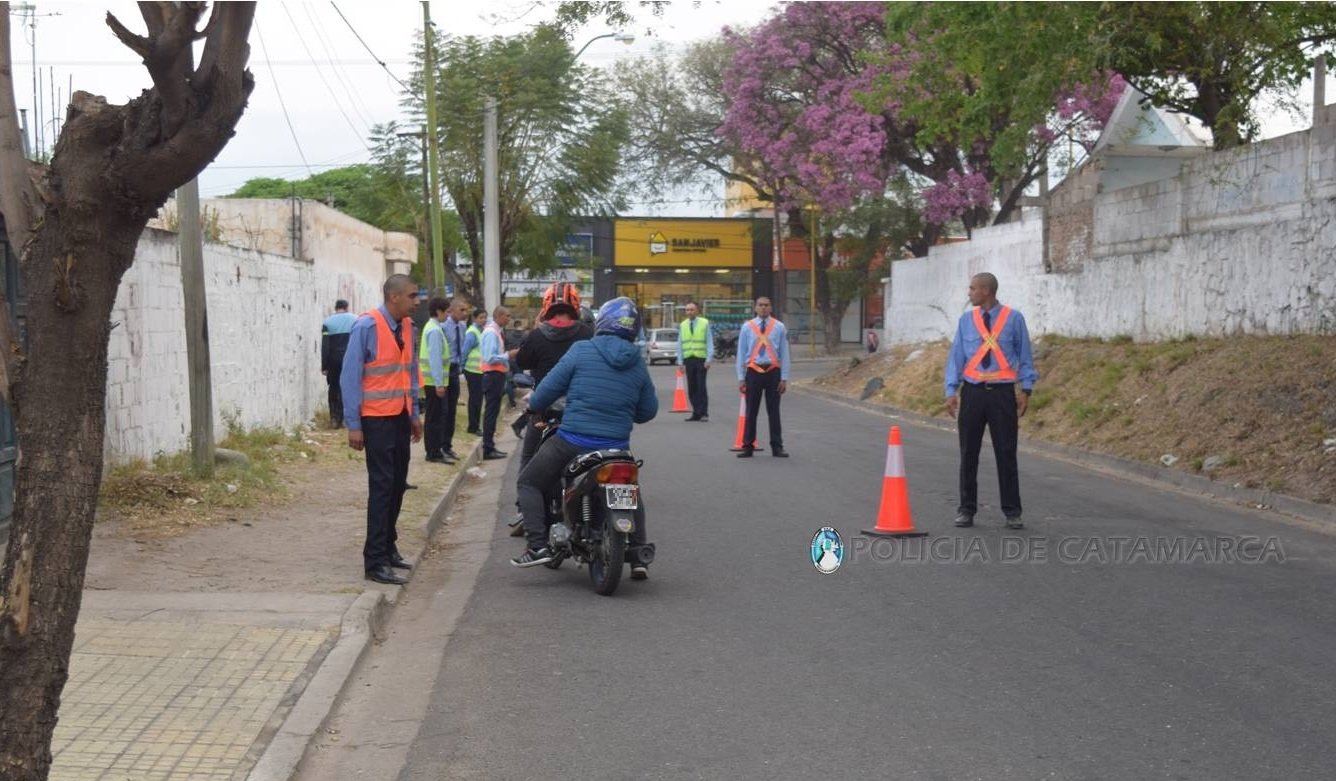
[461, 308, 487, 436]
[735, 296, 790, 458]
[340, 274, 423, 586]
[320, 299, 356, 428]
[419, 296, 455, 465]
[440, 297, 472, 461]
[479, 306, 513, 460]
[944, 272, 1038, 530]
[678, 301, 713, 421]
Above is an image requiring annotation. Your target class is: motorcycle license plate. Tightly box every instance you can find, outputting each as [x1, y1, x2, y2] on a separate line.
[605, 485, 639, 510]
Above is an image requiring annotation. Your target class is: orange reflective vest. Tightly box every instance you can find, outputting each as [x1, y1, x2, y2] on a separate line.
[962, 306, 1017, 383]
[360, 309, 415, 417]
[745, 319, 780, 372]
[479, 322, 508, 372]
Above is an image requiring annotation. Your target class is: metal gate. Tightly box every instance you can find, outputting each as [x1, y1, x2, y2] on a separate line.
[0, 218, 24, 531]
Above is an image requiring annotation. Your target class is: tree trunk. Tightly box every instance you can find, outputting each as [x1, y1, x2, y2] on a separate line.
[0, 5, 256, 776]
[0, 208, 141, 779]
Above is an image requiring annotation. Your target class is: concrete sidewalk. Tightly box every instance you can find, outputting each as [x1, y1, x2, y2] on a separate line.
[47, 436, 486, 781]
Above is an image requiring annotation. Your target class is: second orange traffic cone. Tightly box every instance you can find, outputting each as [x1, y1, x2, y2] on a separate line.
[729, 392, 758, 451]
[671, 367, 690, 413]
[862, 426, 927, 538]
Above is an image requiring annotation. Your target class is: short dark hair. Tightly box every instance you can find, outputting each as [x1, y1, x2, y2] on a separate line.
[383, 274, 416, 299]
[335, 299, 349, 311]
[428, 297, 450, 316]
[472, 308, 487, 320]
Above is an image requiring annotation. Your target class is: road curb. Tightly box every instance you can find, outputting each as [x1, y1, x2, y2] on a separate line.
[245, 438, 485, 781]
[795, 382, 1336, 529]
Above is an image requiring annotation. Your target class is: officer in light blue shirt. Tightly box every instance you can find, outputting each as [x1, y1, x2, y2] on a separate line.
[734, 296, 791, 458]
[944, 272, 1038, 530]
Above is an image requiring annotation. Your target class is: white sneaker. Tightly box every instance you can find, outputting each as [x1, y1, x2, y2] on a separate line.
[631, 565, 648, 581]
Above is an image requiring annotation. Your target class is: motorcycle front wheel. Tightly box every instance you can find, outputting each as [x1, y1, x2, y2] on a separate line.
[588, 525, 626, 596]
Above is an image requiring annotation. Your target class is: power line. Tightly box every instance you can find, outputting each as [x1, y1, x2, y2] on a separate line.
[330, 2, 409, 90]
[303, 4, 379, 129]
[255, 18, 312, 177]
[282, 3, 372, 150]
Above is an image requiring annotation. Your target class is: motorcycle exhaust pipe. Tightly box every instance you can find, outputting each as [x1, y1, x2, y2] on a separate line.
[630, 543, 656, 566]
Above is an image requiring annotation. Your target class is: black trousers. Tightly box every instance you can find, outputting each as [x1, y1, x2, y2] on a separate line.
[464, 371, 483, 433]
[422, 385, 446, 458]
[519, 416, 544, 470]
[743, 368, 783, 450]
[362, 413, 411, 571]
[442, 367, 462, 453]
[684, 356, 709, 417]
[517, 434, 648, 551]
[326, 376, 344, 428]
[481, 370, 506, 451]
[957, 381, 1022, 518]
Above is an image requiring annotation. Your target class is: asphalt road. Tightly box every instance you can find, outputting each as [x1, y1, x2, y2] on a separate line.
[397, 361, 1336, 780]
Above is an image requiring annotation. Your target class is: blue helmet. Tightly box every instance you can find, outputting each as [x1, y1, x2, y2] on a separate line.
[594, 297, 641, 341]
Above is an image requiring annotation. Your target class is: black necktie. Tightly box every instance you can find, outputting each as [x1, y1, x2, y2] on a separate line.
[980, 309, 993, 369]
[756, 318, 769, 365]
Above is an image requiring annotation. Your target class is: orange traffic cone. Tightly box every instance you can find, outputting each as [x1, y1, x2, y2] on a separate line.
[671, 367, 690, 413]
[729, 392, 758, 451]
[862, 426, 927, 537]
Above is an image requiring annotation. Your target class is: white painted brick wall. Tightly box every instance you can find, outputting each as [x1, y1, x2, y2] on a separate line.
[104, 218, 412, 465]
[886, 124, 1336, 347]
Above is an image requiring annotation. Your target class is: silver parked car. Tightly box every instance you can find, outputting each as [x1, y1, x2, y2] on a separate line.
[642, 328, 679, 365]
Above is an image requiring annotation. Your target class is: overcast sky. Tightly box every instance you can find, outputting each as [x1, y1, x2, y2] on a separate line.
[8, 1, 1329, 216]
[9, 0, 777, 209]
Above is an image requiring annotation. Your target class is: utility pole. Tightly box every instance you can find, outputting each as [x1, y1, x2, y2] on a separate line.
[421, 2, 445, 296]
[484, 96, 500, 311]
[177, 174, 214, 476]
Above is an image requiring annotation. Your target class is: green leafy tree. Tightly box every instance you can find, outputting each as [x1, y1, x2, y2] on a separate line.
[406, 24, 629, 303]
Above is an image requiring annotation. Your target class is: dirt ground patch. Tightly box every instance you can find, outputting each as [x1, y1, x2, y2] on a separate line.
[812, 334, 1336, 506]
[87, 425, 490, 594]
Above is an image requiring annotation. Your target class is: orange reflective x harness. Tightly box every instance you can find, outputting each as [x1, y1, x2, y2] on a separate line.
[360, 308, 415, 417]
[479, 322, 508, 372]
[745, 319, 780, 372]
[962, 306, 1017, 383]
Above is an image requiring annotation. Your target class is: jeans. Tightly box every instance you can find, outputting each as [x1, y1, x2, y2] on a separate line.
[517, 434, 648, 552]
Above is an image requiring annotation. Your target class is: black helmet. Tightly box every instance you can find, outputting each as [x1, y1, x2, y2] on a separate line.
[579, 305, 596, 326]
[594, 297, 641, 341]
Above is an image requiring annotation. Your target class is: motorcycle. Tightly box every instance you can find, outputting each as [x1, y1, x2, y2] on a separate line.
[513, 378, 654, 596]
[714, 328, 739, 360]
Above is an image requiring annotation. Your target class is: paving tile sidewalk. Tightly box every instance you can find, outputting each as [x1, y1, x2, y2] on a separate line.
[50, 593, 350, 781]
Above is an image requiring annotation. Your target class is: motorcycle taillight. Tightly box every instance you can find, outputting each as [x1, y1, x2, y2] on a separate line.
[596, 462, 638, 484]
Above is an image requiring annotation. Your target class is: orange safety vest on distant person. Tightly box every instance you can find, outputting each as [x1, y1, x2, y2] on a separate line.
[479, 322, 508, 372]
[360, 309, 415, 417]
[962, 306, 1017, 383]
[745, 319, 780, 372]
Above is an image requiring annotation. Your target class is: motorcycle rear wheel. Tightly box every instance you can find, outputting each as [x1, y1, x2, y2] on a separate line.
[588, 526, 626, 596]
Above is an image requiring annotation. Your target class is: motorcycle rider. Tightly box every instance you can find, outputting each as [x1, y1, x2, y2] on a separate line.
[506, 282, 595, 535]
[511, 297, 658, 577]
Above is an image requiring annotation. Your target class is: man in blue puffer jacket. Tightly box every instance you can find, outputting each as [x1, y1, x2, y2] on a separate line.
[511, 297, 658, 574]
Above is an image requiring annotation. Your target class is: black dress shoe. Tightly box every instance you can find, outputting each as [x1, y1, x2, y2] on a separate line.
[698, 415, 708, 422]
[772, 447, 789, 458]
[443, 449, 460, 460]
[684, 416, 701, 422]
[483, 449, 508, 460]
[425, 454, 448, 463]
[467, 428, 481, 435]
[1005, 517, 1024, 530]
[405, 483, 418, 490]
[365, 565, 407, 585]
[390, 554, 413, 570]
[736, 448, 754, 458]
[954, 514, 974, 528]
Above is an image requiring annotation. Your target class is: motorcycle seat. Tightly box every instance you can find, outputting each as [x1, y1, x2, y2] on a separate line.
[564, 448, 635, 477]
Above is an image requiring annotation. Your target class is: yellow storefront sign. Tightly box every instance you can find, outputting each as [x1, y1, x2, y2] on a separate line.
[614, 218, 755, 268]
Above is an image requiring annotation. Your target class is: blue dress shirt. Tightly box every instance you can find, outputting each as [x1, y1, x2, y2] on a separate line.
[944, 303, 1038, 396]
[735, 316, 790, 381]
[479, 321, 509, 370]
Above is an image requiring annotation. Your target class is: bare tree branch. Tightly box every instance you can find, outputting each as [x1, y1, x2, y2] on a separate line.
[105, 12, 152, 60]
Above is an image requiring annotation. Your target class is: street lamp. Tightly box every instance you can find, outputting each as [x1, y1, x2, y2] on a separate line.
[573, 31, 636, 60]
